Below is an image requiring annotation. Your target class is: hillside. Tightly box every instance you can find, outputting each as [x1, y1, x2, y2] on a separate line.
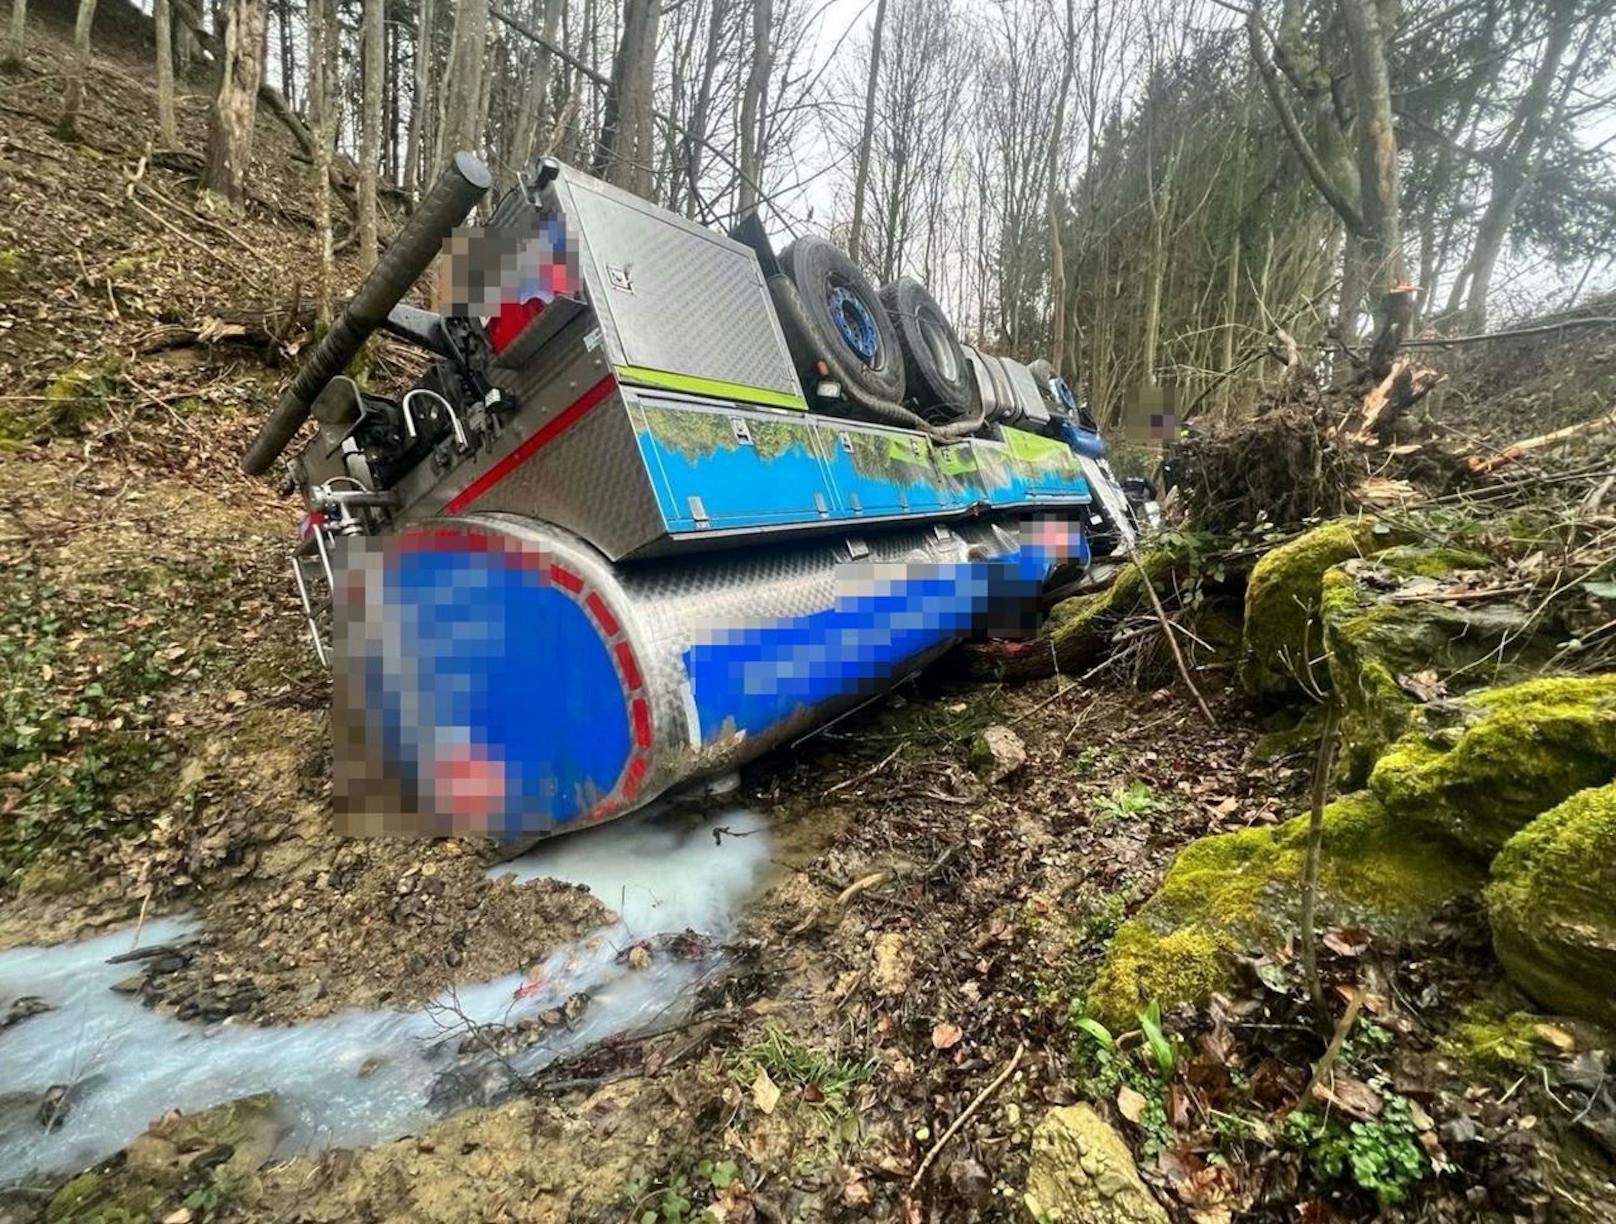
[3, 18, 1616, 1224]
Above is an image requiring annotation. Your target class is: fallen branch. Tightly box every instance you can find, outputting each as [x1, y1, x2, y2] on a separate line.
[1281, 990, 1366, 1122]
[820, 742, 905, 799]
[909, 1042, 1025, 1190]
[1465, 410, 1616, 475]
[1402, 316, 1616, 349]
[1126, 545, 1215, 726]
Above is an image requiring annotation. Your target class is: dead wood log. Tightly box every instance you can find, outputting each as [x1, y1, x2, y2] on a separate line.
[1465, 410, 1616, 476]
[135, 301, 317, 355]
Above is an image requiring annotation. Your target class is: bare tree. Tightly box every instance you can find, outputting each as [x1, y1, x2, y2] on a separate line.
[309, 0, 337, 324]
[6, 0, 26, 68]
[444, 0, 492, 154]
[58, 0, 99, 141]
[595, 0, 661, 195]
[154, 0, 178, 146]
[204, 0, 272, 204]
[736, 0, 769, 218]
[1246, 0, 1403, 341]
[359, 0, 385, 268]
[1047, 0, 1077, 374]
[1458, 0, 1587, 327]
[510, 0, 564, 179]
[847, 0, 887, 264]
[405, 0, 435, 195]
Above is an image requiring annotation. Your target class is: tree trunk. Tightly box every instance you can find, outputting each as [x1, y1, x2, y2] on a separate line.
[203, 0, 270, 204]
[1047, 0, 1076, 374]
[847, 0, 886, 263]
[1338, 0, 1403, 328]
[736, 0, 770, 219]
[510, 0, 563, 181]
[443, 0, 491, 155]
[681, 0, 727, 216]
[309, 0, 335, 325]
[276, 0, 294, 105]
[7, 0, 27, 67]
[1462, 2, 1577, 328]
[359, 0, 384, 268]
[154, 0, 177, 145]
[58, 0, 99, 141]
[405, 0, 435, 196]
[595, 0, 662, 197]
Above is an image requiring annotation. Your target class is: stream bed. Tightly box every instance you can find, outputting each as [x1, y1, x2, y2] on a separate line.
[0, 807, 771, 1184]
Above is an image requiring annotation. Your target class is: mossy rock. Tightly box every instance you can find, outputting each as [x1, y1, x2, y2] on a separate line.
[1371, 675, 1616, 858]
[1240, 520, 1409, 701]
[1440, 1005, 1568, 1073]
[1320, 546, 1539, 785]
[1046, 550, 1177, 675]
[1487, 781, 1616, 1027]
[1085, 791, 1481, 1025]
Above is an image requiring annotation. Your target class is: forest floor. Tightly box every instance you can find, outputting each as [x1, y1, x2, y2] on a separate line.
[3, 17, 1616, 1224]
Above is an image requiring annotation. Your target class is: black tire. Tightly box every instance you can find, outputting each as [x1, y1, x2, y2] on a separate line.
[879, 277, 976, 423]
[775, 236, 905, 413]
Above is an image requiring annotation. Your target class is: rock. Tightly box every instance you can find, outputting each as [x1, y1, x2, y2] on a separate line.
[1046, 550, 1180, 676]
[110, 974, 147, 995]
[1240, 519, 1404, 702]
[1320, 547, 1547, 783]
[1085, 790, 1481, 1025]
[1023, 1104, 1168, 1223]
[1371, 674, 1616, 857]
[970, 724, 1027, 784]
[871, 931, 913, 996]
[2, 995, 52, 1026]
[1487, 781, 1616, 1027]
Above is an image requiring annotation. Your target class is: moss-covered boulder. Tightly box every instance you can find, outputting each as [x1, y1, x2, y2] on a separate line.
[1487, 782, 1616, 1027]
[1023, 1104, 1168, 1223]
[1085, 791, 1479, 1025]
[1370, 675, 1616, 858]
[1047, 550, 1178, 675]
[1240, 520, 1402, 701]
[1320, 546, 1534, 783]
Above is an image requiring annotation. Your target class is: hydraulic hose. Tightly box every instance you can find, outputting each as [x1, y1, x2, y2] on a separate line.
[242, 152, 493, 476]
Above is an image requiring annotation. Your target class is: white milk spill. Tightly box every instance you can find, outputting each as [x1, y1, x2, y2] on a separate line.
[0, 807, 770, 1183]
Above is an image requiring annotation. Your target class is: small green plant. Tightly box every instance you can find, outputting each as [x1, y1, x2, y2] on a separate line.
[1283, 1094, 1426, 1207]
[1094, 781, 1159, 824]
[1071, 891, 1126, 945]
[1068, 1009, 1177, 1156]
[729, 1025, 873, 1117]
[1067, 745, 1104, 776]
[1137, 1001, 1178, 1079]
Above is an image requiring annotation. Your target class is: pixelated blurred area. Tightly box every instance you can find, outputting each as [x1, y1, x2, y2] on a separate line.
[332, 518, 1085, 842]
[1117, 382, 1179, 447]
[436, 213, 580, 350]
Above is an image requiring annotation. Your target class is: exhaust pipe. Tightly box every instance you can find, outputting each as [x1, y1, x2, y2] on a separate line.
[242, 152, 493, 476]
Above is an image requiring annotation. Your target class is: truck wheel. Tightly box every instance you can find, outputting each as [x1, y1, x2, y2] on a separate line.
[879, 277, 976, 423]
[776, 236, 905, 412]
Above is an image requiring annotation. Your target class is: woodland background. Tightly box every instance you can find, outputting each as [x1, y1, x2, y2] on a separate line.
[7, 0, 1616, 423]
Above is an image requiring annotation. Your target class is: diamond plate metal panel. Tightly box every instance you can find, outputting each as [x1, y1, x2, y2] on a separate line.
[550, 167, 802, 402]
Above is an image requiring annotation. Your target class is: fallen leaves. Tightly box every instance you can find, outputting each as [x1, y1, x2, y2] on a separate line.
[750, 1066, 781, 1115]
[930, 1022, 962, 1051]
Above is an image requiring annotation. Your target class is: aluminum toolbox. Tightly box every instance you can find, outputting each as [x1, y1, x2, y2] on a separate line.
[496, 164, 805, 412]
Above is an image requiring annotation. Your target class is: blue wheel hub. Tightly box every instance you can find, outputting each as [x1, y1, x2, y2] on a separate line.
[828, 285, 880, 365]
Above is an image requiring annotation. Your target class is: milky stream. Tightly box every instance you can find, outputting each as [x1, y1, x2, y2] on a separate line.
[0, 808, 771, 1183]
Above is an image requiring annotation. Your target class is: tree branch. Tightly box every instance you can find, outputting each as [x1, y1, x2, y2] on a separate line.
[1246, 2, 1367, 235]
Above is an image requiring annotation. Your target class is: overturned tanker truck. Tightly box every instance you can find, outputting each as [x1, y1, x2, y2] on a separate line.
[241, 153, 1151, 840]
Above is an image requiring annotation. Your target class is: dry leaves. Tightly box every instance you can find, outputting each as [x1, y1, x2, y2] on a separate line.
[750, 1066, 781, 1115]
